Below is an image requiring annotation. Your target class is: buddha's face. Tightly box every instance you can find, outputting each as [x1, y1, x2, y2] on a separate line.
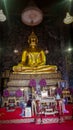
[30, 38, 37, 48]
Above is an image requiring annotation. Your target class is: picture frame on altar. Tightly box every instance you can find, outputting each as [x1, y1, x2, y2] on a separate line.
[25, 107, 31, 117]
[58, 80, 68, 89]
[41, 90, 48, 98]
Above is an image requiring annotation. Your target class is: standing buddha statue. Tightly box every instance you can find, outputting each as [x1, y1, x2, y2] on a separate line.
[13, 31, 57, 74]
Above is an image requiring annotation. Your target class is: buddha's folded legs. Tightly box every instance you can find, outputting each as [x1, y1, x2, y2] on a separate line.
[13, 64, 57, 73]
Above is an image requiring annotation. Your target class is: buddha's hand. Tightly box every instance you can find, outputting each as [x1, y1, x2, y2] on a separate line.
[13, 66, 22, 72]
[17, 66, 22, 71]
[31, 63, 40, 67]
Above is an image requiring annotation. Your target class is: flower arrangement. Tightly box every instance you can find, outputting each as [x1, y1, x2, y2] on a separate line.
[39, 79, 46, 87]
[3, 89, 9, 97]
[55, 87, 62, 95]
[29, 79, 36, 87]
[15, 89, 23, 97]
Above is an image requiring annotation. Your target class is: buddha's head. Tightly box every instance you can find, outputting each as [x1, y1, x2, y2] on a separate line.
[28, 31, 38, 48]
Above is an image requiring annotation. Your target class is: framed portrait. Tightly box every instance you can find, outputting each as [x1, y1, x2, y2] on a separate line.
[41, 90, 48, 98]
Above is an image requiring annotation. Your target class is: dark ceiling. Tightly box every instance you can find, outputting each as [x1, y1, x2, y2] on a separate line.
[0, 0, 73, 27]
[0, 0, 73, 44]
[0, 0, 73, 78]
[0, 0, 73, 33]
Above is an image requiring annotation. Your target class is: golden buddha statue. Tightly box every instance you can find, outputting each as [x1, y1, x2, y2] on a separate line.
[13, 32, 57, 74]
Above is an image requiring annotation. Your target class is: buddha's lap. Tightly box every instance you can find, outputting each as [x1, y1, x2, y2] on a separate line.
[13, 65, 57, 72]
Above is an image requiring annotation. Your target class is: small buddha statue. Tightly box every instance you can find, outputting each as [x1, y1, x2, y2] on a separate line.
[13, 31, 57, 74]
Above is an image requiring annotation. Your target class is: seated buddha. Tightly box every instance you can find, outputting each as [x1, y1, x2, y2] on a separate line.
[13, 31, 57, 74]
